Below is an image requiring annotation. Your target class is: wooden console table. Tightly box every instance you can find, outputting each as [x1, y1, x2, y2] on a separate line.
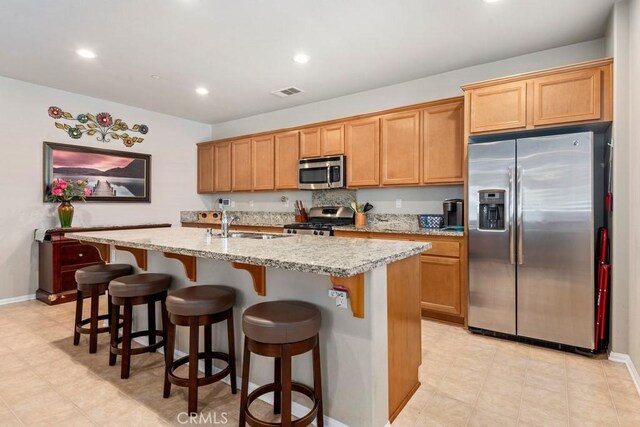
[35, 223, 171, 305]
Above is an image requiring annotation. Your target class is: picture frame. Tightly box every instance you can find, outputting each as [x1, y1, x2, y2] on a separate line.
[43, 142, 151, 202]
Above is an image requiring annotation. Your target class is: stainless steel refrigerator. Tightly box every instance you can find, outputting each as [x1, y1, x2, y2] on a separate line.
[468, 131, 604, 350]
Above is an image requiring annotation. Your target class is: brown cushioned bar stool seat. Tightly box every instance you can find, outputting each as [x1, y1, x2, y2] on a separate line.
[108, 273, 171, 379]
[240, 301, 323, 427]
[164, 285, 237, 415]
[73, 264, 132, 354]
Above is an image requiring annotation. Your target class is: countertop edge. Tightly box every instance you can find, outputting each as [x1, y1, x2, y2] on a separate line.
[181, 221, 464, 237]
[67, 232, 431, 277]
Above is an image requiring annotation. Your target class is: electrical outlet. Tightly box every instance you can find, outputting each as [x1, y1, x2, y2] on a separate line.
[249, 200, 254, 208]
[395, 199, 402, 209]
[231, 200, 236, 208]
[336, 292, 348, 309]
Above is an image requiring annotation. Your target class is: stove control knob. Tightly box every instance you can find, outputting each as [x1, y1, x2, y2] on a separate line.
[313, 230, 319, 235]
[319, 231, 324, 236]
[293, 230, 297, 234]
[286, 229, 291, 234]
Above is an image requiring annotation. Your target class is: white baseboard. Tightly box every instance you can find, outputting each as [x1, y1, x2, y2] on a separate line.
[133, 337, 348, 427]
[0, 294, 36, 306]
[609, 352, 640, 396]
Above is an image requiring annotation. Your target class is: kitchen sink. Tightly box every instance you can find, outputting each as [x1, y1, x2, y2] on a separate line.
[226, 233, 289, 239]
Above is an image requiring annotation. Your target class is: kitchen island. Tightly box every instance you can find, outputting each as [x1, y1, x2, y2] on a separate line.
[67, 227, 430, 426]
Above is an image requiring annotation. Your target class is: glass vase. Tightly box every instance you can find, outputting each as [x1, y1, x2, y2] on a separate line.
[57, 201, 74, 228]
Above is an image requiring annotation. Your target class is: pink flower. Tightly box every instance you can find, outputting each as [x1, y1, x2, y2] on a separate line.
[52, 187, 63, 196]
[58, 179, 68, 189]
[84, 188, 92, 196]
[96, 112, 113, 127]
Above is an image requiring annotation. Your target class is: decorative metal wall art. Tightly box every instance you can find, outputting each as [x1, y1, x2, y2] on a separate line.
[47, 106, 149, 147]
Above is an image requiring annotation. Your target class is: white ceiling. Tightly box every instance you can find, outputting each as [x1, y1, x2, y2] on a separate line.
[0, 0, 615, 124]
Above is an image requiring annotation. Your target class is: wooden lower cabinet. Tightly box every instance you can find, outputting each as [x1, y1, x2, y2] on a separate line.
[420, 255, 461, 316]
[333, 230, 467, 325]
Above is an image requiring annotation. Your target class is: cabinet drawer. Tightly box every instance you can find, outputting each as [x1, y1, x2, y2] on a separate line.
[424, 240, 460, 258]
[60, 244, 101, 266]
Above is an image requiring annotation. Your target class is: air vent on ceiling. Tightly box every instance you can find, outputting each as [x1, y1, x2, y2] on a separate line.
[271, 86, 304, 98]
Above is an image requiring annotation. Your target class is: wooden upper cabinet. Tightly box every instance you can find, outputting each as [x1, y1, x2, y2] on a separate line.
[532, 68, 602, 126]
[213, 142, 232, 192]
[345, 117, 380, 187]
[197, 144, 214, 193]
[422, 100, 464, 184]
[464, 59, 613, 135]
[300, 125, 345, 158]
[469, 81, 527, 134]
[274, 131, 299, 190]
[381, 110, 420, 185]
[251, 135, 275, 191]
[231, 139, 252, 191]
[320, 124, 345, 156]
[299, 128, 321, 158]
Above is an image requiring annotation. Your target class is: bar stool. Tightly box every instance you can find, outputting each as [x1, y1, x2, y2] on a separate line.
[240, 301, 323, 427]
[108, 273, 171, 379]
[164, 285, 237, 415]
[74, 264, 132, 353]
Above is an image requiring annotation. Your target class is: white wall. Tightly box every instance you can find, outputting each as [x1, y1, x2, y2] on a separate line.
[626, 0, 640, 374]
[0, 76, 212, 301]
[211, 39, 605, 139]
[209, 39, 604, 215]
[606, 1, 631, 355]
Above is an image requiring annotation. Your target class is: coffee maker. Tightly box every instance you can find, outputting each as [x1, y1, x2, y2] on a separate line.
[443, 199, 464, 227]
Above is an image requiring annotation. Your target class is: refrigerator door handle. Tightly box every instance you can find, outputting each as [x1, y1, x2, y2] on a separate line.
[509, 167, 515, 265]
[517, 166, 524, 265]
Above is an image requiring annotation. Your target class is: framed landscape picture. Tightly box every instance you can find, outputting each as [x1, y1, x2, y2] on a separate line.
[43, 142, 151, 202]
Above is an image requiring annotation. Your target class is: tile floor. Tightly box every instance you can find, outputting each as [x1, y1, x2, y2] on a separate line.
[393, 320, 640, 427]
[0, 298, 638, 426]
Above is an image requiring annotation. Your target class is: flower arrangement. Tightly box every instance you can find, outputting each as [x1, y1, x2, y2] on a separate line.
[48, 178, 92, 202]
[48, 106, 148, 147]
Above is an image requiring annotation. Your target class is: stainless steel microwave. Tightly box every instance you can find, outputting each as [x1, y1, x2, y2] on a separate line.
[298, 155, 345, 190]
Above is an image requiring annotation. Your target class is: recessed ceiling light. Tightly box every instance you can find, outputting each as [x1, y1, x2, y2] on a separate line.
[293, 53, 310, 64]
[151, 74, 161, 79]
[76, 49, 96, 59]
[195, 87, 209, 95]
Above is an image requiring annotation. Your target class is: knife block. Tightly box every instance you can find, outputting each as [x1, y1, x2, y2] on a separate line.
[295, 209, 308, 223]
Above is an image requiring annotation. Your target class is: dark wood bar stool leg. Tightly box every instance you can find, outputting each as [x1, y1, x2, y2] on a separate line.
[204, 324, 213, 377]
[121, 301, 133, 379]
[163, 321, 176, 398]
[89, 289, 100, 353]
[313, 339, 324, 427]
[109, 302, 120, 366]
[161, 298, 169, 353]
[148, 300, 157, 351]
[239, 338, 251, 427]
[73, 289, 84, 346]
[188, 317, 200, 415]
[273, 357, 282, 415]
[227, 314, 237, 394]
[281, 345, 292, 427]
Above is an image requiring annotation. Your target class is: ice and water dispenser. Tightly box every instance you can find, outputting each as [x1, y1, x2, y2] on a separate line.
[478, 190, 505, 231]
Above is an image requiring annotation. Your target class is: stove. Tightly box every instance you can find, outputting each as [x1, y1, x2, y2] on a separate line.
[283, 206, 354, 237]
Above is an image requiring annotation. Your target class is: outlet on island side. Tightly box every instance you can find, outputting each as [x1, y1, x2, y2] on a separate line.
[395, 198, 402, 209]
[328, 288, 349, 309]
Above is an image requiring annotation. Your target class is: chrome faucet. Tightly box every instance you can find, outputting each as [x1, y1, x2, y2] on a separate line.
[220, 210, 239, 238]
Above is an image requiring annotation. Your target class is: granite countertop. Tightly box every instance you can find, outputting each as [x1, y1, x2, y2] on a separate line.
[67, 227, 431, 277]
[34, 223, 171, 242]
[332, 224, 463, 237]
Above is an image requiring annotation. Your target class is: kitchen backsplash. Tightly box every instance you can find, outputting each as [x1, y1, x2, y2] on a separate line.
[203, 185, 463, 215]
